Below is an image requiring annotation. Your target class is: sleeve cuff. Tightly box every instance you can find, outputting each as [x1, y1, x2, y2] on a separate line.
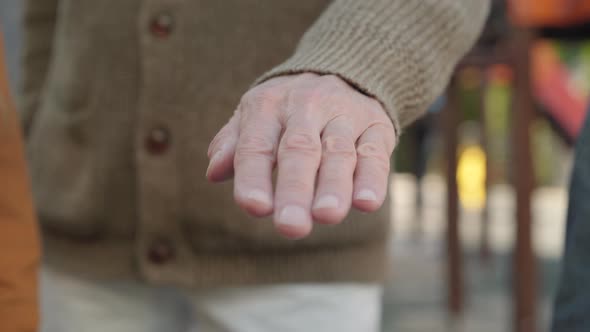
[255, 0, 491, 139]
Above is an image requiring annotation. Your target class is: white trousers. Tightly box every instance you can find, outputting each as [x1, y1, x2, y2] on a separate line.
[41, 267, 382, 332]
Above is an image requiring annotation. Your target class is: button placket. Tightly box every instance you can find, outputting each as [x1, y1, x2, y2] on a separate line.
[136, 6, 185, 277]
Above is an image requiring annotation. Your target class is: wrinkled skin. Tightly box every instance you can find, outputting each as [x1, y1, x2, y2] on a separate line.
[207, 73, 396, 239]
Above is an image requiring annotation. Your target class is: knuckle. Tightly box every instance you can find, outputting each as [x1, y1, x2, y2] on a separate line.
[214, 125, 232, 141]
[240, 88, 282, 110]
[357, 142, 391, 173]
[292, 88, 322, 106]
[235, 134, 276, 161]
[369, 123, 397, 152]
[208, 127, 234, 156]
[290, 79, 335, 103]
[290, 89, 338, 119]
[322, 136, 356, 159]
[375, 121, 395, 135]
[280, 132, 321, 157]
[356, 142, 384, 157]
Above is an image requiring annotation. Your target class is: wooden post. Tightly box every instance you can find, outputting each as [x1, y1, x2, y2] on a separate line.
[445, 76, 464, 316]
[479, 73, 492, 264]
[511, 29, 537, 332]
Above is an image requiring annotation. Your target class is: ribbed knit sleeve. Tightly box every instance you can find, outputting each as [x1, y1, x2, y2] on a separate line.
[20, 0, 59, 137]
[257, 0, 490, 136]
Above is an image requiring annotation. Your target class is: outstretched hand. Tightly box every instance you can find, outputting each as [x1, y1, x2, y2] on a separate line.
[207, 73, 396, 239]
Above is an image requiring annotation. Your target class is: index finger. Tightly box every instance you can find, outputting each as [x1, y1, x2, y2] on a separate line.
[233, 99, 282, 217]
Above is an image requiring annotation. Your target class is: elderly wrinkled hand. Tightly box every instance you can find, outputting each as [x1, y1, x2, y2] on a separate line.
[206, 73, 396, 239]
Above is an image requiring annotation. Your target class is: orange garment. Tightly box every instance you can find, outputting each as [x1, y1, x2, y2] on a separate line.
[510, 0, 590, 27]
[0, 32, 40, 332]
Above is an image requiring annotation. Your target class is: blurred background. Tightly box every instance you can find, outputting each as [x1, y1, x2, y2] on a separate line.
[2, 0, 589, 331]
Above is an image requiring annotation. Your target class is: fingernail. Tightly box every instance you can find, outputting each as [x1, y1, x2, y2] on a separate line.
[278, 206, 308, 227]
[355, 189, 377, 202]
[313, 195, 339, 210]
[247, 190, 272, 207]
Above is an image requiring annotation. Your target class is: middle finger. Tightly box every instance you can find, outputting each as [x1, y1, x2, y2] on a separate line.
[312, 116, 357, 224]
[274, 118, 322, 239]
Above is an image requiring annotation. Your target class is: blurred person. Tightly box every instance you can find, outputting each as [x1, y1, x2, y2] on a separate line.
[509, 1, 590, 331]
[20, 1, 489, 331]
[0, 30, 40, 332]
[552, 68, 590, 331]
[549, 17, 590, 331]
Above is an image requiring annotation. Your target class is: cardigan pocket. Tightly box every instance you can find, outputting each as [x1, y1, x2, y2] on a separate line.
[27, 89, 105, 236]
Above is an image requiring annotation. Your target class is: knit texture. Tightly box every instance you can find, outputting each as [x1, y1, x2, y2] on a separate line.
[258, 0, 490, 137]
[21, 0, 489, 287]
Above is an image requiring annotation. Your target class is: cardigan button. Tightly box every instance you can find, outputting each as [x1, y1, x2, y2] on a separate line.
[147, 238, 176, 264]
[145, 126, 170, 154]
[150, 13, 174, 38]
